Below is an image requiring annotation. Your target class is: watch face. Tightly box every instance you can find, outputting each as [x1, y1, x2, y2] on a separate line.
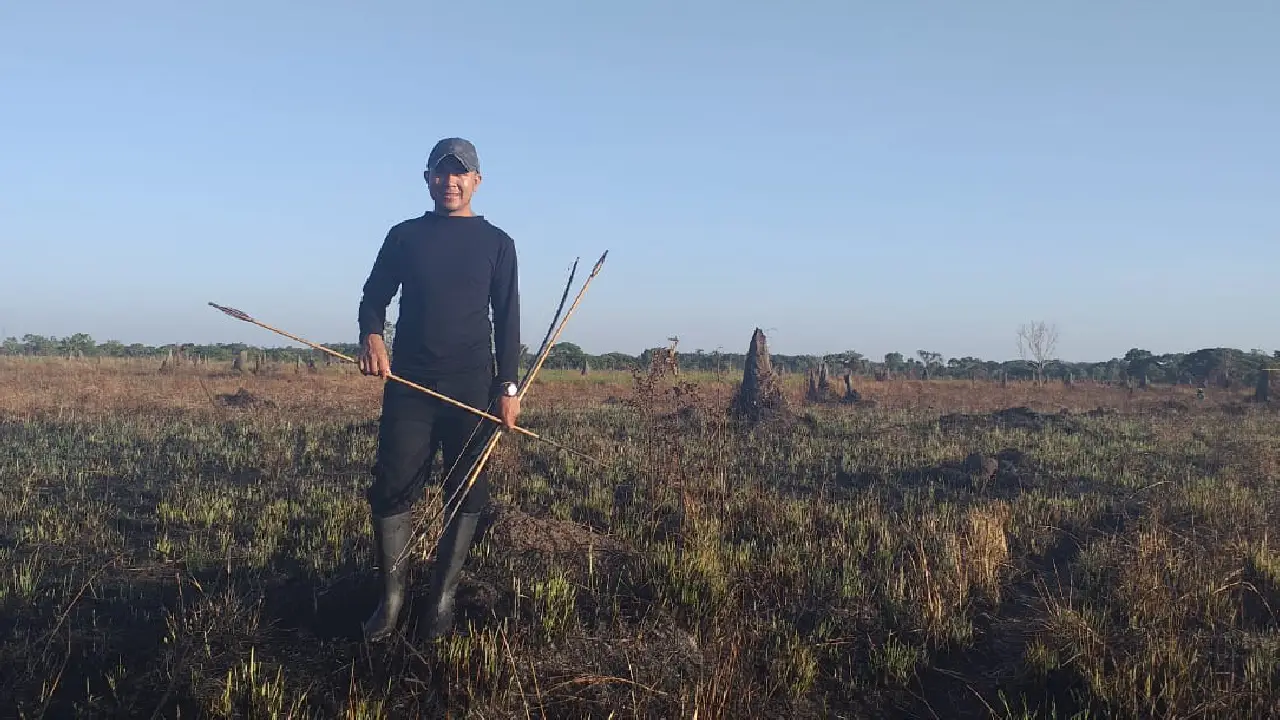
[504, 383, 518, 396]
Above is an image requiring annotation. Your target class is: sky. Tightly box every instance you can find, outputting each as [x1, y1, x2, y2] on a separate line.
[1, 2, 1277, 362]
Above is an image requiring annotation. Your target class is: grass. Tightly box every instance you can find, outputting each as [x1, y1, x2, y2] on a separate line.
[1, 356, 1278, 718]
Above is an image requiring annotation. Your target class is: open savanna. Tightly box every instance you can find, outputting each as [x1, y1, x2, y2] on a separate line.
[2, 356, 1278, 719]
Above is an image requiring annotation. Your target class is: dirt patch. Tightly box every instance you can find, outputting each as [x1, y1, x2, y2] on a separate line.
[529, 626, 706, 712]
[659, 404, 706, 431]
[481, 502, 629, 559]
[888, 448, 1039, 498]
[454, 576, 503, 629]
[215, 388, 274, 409]
[995, 447, 1029, 467]
[963, 452, 1000, 481]
[939, 406, 1080, 433]
[452, 503, 645, 635]
[833, 448, 1037, 498]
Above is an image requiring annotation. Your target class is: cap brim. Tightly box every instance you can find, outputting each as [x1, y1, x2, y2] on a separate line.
[429, 153, 476, 173]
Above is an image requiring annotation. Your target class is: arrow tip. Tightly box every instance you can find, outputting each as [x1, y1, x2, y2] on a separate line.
[591, 250, 609, 273]
[209, 302, 253, 322]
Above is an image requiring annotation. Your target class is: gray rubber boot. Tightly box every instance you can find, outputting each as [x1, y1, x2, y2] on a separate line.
[362, 511, 414, 642]
[419, 511, 481, 640]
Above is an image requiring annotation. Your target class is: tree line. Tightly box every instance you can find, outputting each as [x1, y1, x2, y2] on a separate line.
[5, 332, 1276, 387]
[542, 342, 1278, 387]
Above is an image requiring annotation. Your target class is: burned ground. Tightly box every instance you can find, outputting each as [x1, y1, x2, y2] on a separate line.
[1, 363, 1278, 718]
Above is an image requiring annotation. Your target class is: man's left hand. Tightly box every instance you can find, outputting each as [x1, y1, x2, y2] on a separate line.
[498, 395, 521, 430]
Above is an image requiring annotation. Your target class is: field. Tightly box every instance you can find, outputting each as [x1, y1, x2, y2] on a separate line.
[2, 357, 1278, 719]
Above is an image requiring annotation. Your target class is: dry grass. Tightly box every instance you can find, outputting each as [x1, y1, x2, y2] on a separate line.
[1, 357, 1277, 718]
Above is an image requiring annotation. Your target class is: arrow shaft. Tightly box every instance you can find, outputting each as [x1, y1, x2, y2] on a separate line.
[207, 302, 597, 463]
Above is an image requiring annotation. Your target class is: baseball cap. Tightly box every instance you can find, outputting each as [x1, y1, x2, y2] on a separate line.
[427, 137, 480, 173]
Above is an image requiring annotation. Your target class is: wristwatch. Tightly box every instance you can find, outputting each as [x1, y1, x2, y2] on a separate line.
[499, 381, 518, 397]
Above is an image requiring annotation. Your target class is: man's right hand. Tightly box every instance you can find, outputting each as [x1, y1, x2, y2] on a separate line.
[359, 334, 391, 378]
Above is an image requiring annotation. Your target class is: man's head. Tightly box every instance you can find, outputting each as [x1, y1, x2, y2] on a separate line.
[424, 137, 482, 216]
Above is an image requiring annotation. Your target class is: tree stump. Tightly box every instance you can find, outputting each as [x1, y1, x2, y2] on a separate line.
[581, 357, 590, 376]
[731, 328, 787, 422]
[233, 350, 248, 373]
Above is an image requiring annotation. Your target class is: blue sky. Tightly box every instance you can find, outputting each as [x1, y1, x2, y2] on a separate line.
[2, 2, 1277, 362]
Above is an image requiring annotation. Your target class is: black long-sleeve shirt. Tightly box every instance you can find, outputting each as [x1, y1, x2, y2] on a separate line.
[358, 212, 520, 387]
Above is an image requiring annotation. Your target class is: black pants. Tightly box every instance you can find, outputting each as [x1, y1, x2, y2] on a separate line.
[367, 371, 498, 518]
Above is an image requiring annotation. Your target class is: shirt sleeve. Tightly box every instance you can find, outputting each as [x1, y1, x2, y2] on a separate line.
[357, 228, 401, 340]
[490, 232, 521, 386]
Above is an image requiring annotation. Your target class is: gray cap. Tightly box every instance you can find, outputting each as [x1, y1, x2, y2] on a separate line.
[427, 137, 479, 173]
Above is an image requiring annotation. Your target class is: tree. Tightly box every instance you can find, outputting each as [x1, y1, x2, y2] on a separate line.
[950, 356, 983, 379]
[1124, 348, 1157, 388]
[1181, 348, 1228, 386]
[98, 340, 126, 357]
[551, 342, 584, 358]
[64, 333, 96, 357]
[842, 350, 866, 374]
[823, 350, 864, 374]
[917, 350, 942, 379]
[547, 341, 585, 369]
[1017, 321, 1059, 385]
[22, 334, 53, 355]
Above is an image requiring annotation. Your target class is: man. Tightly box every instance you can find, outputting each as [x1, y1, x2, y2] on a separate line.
[356, 137, 521, 642]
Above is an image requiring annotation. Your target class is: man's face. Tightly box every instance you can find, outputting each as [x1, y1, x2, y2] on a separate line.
[426, 155, 481, 215]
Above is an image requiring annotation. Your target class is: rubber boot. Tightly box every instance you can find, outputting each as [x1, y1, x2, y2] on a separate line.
[362, 511, 414, 642]
[419, 511, 480, 640]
